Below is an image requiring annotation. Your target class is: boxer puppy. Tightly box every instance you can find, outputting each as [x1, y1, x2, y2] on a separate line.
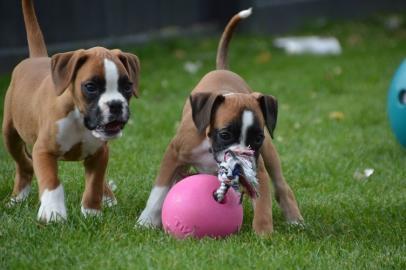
[2, 0, 140, 222]
[137, 8, 303, 235]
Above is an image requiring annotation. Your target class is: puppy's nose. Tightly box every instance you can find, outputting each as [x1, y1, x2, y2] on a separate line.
[108, 100, 123, 114]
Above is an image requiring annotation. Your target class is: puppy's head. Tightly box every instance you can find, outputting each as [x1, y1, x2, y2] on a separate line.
[51, 47, 140, 140]
[190, 92, 277, 162]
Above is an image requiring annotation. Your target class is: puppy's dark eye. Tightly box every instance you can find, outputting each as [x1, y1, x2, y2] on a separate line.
[254, 134, 264, 145]
[123, 82, 133, 94]
[219, 131, 233, 141]
[84, 83, 98, 95]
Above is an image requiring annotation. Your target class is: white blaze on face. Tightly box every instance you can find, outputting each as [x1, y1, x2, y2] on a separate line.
[98, 58, 128, 123]
[240, 110, 254, 147]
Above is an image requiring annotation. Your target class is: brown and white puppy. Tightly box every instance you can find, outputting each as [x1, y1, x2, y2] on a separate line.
[2, 0, 140, 222]
[137, 8, 303, 235]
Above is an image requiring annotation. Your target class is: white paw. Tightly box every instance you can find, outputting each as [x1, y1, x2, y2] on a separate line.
[81, 205, 102, 218]
[103, 195, 117, 208]
[6, 185, 31, 208]
[136, 209, 162, 228]
[287, 219, 305, 228]
[136, 186, 169, 228]
[37, 185, 67, 223]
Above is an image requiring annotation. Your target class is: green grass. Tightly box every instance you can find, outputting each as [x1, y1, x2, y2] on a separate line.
[1, 16, 406, 269]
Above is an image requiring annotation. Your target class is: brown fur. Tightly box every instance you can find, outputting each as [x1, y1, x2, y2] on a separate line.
[2, 1, 140, 218]
[151, 70, 303, 235]
[140, 10, 303, 235]
[216, 12, 246, 69]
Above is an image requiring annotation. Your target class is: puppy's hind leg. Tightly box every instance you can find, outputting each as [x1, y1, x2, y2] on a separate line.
[137, 140, 188, 228]
[2, 119, 33, 207]
[260, 131, 303, 224]
[102, 180, 117, 208]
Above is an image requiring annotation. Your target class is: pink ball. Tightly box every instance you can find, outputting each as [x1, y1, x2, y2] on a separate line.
[162, 174, 243, 239]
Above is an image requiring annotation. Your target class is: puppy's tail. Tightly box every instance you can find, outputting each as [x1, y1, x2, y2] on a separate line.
[216, 8, 252, 70]
[21, 0, 48, 57]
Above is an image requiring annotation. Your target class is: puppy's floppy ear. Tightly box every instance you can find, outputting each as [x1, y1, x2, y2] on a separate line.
[253, 92, 278, 138]
[51, 50, 87, 96]
[189, 93, 225, 134]
[112, 49, 141, 98]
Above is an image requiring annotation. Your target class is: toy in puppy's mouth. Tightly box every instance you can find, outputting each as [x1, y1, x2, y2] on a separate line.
[215, 146, 259, 202]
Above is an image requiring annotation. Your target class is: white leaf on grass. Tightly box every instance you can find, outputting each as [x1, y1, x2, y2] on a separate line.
[385, 16, 403, 31]
[274, 36, 342, 55]
[184, 61, 202, 74]
[353, 168, 374, 181]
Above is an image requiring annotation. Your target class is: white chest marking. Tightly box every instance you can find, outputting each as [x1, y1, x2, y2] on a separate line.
[190, 139, 217, 173]
[240, 110, 254, 146]
[56, 108, 103, 159]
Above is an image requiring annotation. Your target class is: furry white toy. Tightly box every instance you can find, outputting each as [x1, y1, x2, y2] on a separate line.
[215, 146, 259, 202]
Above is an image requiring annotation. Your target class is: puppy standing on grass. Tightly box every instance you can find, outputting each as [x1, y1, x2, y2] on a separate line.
[2, 0, 140, 222]
[137, 8, 303, 235]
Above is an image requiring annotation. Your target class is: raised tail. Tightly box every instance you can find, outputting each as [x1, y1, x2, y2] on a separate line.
[216, 8, 252, 70]
[21, 0, 47, 57]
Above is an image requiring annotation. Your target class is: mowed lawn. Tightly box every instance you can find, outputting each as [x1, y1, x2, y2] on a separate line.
[0, 17, 405, 269]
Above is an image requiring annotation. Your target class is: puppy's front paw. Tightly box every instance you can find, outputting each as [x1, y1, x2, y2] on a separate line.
[81, 206, 102, 218]
[37, 185, 67, 223]
[103, 195, 117, 208]
[286, 214, 304, 225]
[136, 209, 162, 228]
[287, 219, 306, 229]
[253, 218, 273, 236]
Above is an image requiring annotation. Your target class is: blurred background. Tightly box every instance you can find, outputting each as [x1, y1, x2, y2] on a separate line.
[1, 0, 406, 73]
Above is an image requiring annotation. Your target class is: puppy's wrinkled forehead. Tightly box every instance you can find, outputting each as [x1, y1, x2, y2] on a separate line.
[79, 50, 129, 83]
[213, 94, 264, 129]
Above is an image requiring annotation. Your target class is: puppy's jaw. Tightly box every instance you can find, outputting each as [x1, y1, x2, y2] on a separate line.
[91, 129, 123, 141]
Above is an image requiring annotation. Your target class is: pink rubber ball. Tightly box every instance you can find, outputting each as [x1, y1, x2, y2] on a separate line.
[162, 174, 243, 239]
